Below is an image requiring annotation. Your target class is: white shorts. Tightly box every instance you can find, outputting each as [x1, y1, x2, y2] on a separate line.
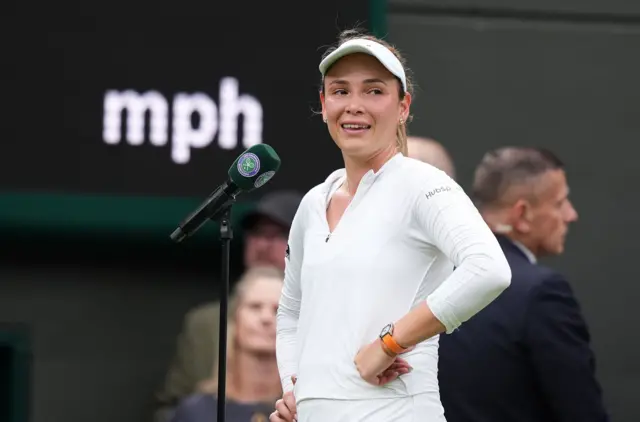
[297, 393, 446, 422]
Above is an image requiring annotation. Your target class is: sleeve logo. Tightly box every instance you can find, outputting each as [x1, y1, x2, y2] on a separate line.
[425, 186, 452, 199]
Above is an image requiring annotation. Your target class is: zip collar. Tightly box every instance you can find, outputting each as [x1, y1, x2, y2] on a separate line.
[321, 153, 404, 198]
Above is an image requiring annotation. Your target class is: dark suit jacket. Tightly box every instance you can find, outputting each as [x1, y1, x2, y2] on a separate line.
[438, 235, 608, 422]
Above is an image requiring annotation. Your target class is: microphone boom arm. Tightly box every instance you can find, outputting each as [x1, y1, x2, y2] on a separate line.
[170, 182, 239, 243]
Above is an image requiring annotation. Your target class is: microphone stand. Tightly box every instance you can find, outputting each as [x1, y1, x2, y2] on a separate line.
[216, 206, 234, 422]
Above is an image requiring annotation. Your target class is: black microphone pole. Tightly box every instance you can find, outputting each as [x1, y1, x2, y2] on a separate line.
[171, 191, 237, 422]
[216, 204, 234, 422]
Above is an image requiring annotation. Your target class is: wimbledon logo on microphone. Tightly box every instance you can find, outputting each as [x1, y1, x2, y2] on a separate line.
[237, 152, 260, 177]
[254, 171, 275, 188]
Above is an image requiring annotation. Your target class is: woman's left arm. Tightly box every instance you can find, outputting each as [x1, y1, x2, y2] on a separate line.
[355, 174, 511, 383]
[392, 176, 512, 347]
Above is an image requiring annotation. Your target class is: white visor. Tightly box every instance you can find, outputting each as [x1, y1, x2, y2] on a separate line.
[319, 38, 407, 92]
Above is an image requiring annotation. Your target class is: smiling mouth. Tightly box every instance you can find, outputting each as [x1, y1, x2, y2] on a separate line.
[341, 123, 371, 130]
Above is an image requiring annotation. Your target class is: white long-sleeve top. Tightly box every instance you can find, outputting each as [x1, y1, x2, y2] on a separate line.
[276, 153, 511, 403]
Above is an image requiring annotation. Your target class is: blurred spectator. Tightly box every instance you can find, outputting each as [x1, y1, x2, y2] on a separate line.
[407, 136, 456, 179]
[154, 191, 302, 421]
[170, 266, 284, 422]
[241, 191, 303, 271]
[438, 147, 608, 422]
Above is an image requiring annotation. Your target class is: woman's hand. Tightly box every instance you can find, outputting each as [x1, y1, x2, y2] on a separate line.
[354, 339, 413, 386]
[270, 376, 297, 422]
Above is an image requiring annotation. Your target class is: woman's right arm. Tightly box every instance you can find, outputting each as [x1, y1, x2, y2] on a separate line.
[276, 196, 306, 394]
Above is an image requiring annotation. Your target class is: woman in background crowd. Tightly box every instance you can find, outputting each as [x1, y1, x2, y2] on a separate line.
[171, 266, 284, 422]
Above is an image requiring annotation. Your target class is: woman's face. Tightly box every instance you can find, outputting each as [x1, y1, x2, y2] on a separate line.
[320, 53, 410, 159]
[234, 277, 282, 355]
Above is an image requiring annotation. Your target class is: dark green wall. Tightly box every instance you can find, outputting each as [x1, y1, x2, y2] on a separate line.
[386, 1, 640, 420]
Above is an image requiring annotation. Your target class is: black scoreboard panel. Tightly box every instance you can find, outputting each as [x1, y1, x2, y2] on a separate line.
[2, 0, 378, 236]
[4, 0, 376, 199]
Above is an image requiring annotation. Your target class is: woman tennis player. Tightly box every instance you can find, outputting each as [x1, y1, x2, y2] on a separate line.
[270, 29, 512, 422]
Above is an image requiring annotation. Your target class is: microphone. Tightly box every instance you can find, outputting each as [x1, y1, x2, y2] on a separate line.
[170, 144, 281, 243]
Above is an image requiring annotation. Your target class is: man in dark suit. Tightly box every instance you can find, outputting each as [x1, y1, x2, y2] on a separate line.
[438, 147, 609, 422]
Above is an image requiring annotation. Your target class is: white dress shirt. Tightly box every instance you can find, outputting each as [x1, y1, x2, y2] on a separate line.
[512, 240, 537, 264]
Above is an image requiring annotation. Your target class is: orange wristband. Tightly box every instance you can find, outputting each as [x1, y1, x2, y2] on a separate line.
[381, 333, 407, 355]
[379, 338, 397, 357]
